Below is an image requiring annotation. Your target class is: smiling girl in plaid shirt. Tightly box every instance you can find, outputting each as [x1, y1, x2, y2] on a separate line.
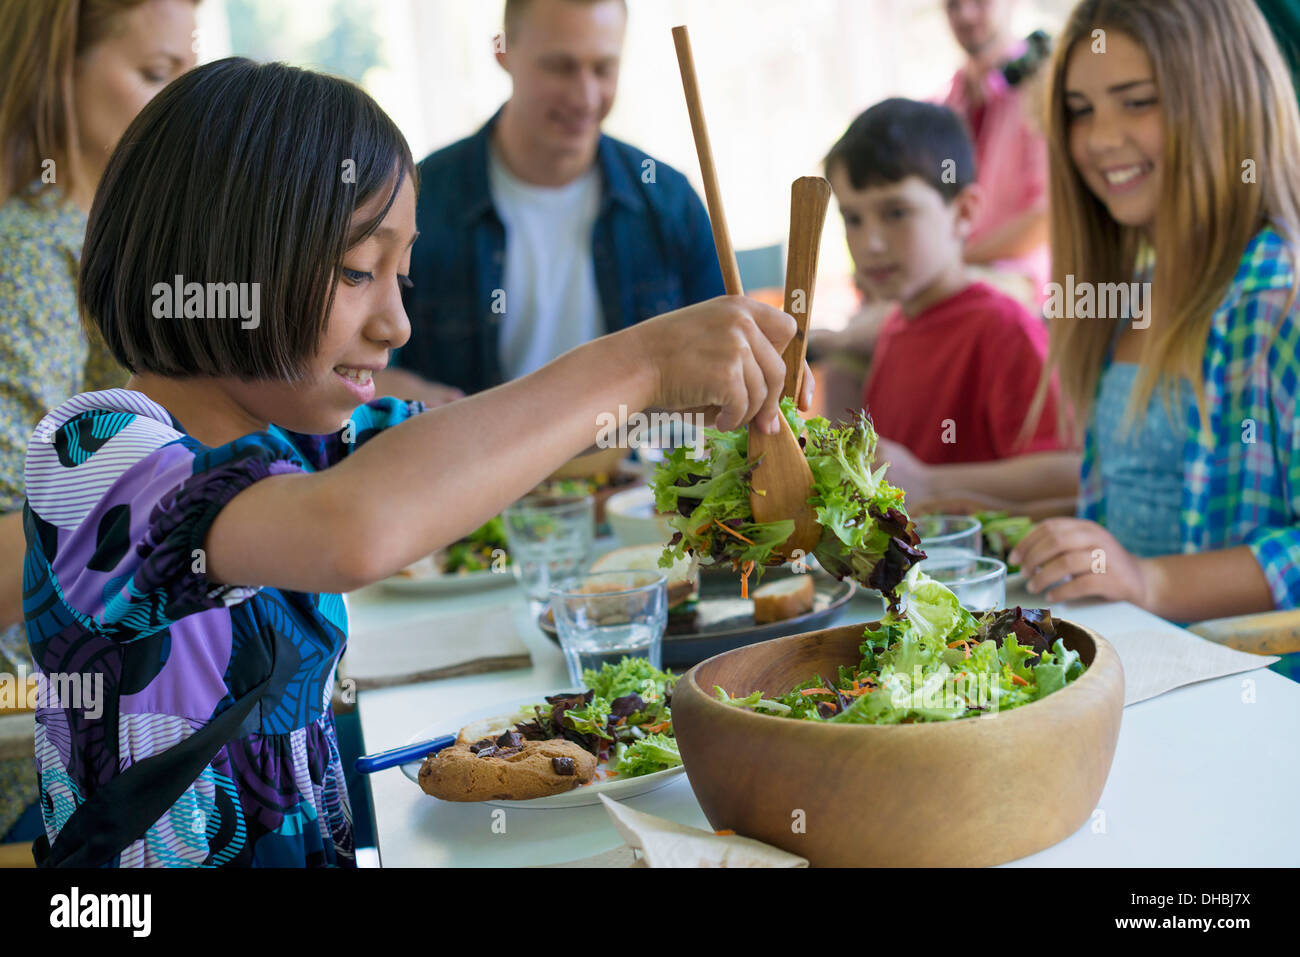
[1010, 0, 1300, 681]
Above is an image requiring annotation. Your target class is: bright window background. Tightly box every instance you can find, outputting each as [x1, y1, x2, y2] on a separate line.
[195, 0, 1078, 328]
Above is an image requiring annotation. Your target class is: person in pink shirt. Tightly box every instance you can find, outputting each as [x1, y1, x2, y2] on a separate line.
[943, 0, 1051, 297]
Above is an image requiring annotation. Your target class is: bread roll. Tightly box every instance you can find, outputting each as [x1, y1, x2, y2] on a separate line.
[752, 575, 815, 623]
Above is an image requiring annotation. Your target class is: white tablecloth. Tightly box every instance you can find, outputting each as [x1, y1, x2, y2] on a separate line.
[350, 577, 1300, 867]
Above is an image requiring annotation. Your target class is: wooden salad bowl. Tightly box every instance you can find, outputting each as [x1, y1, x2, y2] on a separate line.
[671, 619, 1124, 867]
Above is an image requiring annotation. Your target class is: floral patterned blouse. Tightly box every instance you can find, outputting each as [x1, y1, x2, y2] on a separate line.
[0, 182, 125, 836]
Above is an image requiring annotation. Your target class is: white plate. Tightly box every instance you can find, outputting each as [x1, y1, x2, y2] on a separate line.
[400, 696, 685, 808]
[604, 485, 676, 547]
[379, 565, 517, 595]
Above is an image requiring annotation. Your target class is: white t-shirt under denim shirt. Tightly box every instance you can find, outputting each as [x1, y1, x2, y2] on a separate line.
[488, 146, 604, 380]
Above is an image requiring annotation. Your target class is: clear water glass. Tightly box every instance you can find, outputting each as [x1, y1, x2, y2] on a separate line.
[922, 555, 1007, 612]
[503, 494, 595, 618]
[915, 514, 983, 563]
[549, 570, 667, 686]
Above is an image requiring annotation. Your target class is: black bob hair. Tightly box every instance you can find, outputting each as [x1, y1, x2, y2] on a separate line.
[825, 97, 976, 200]
[81, 57, 416, 381]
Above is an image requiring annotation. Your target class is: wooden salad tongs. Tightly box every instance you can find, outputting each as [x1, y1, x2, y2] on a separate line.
[672, 25, 830, 562]
[748, 177, 831, 559]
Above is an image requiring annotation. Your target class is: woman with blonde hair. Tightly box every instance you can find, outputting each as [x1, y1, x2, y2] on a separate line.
[0, 0, 198, 842]
[1012, 0, 1300, 680]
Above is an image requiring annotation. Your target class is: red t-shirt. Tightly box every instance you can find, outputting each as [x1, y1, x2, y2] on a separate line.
[863, 282, 1064, 465]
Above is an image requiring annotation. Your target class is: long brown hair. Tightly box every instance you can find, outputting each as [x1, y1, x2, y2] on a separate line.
[0, 0, 159, 203]
[1034, 0, 1300, 434]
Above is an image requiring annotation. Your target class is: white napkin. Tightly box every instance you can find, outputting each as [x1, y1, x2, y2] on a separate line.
[538, 846, 644, 868]
[596, 795, 808, 867]
[1005, 589, 1280, 706]
[1101, 627, 1278, 706]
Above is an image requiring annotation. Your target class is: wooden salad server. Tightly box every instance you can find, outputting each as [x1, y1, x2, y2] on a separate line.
[746, 176, 831, 560]
[672, 24, 824, 562]
[672, 25, 743, 291]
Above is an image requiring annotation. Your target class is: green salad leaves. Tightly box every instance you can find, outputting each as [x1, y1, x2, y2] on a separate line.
[717, 565, 1086, 724]
[651, 399, 925, 601]
[975, 511, 1034, 572]
[648, 404, 1085, 725]
[443, 516, 509, 573]
[614, 733, 682, 777]
[514, 657, 681, 778]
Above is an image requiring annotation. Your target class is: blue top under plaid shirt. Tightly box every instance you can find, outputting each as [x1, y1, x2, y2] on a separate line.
[1079, 225, 1300, 681]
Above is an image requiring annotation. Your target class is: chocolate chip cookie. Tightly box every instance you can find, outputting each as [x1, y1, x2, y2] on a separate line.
[418, 728, 598, 801]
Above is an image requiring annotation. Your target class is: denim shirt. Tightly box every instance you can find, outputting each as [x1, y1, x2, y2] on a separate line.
[1076, 227, 1300, 683]
[398, 109, 725, 393]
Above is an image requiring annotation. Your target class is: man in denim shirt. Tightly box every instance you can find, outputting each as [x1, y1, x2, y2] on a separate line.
[380, 0, 723, 401]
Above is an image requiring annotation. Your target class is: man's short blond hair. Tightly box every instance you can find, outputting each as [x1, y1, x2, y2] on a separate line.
[503, 0, 627, 41]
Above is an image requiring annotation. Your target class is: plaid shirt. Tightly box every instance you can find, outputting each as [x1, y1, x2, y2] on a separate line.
[1079, 226, 1300, 679]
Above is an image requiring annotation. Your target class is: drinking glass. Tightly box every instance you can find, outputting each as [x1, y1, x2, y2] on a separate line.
[915, 514, 983, 562]
[921, 555, 1007, 612]
[549, 571, 668, 686]
[502, 494, 595, 619]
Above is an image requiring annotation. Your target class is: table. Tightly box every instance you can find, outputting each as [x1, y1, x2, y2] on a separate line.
[352, 575, 1300, 867]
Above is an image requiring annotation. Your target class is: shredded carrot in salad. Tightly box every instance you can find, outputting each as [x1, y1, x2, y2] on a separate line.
[740, 560, 755, 598]
[840, 678, 877, 698]
[713, 520, 756, 546]
[947, 637, 974, 659]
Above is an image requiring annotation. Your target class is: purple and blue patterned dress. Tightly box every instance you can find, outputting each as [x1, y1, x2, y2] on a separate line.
[23, 387, 421, 866]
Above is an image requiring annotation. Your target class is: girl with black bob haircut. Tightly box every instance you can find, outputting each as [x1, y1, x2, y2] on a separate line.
[24, 57, 807, 867]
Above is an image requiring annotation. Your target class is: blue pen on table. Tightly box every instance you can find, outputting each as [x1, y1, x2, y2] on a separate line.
[354, 734, 457, 775]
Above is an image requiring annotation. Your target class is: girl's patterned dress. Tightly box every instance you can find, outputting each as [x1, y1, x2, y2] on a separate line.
[23, 387, 420, 866]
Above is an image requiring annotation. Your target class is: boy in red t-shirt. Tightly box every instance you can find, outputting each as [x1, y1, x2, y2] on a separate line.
[825, 98, 1078, 515]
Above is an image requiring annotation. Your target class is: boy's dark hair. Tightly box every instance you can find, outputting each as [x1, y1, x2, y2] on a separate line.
[824, 98, 976, 200]
[81, 57, 416, 381]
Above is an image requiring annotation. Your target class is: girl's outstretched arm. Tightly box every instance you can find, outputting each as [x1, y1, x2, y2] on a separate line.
[879, 438, 1081, 507]
[1137, 549, 1275, 623]
[1011, 519, 1275, 622]
[204, 297, 804, 593]
[911, 494, 1078, 523]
